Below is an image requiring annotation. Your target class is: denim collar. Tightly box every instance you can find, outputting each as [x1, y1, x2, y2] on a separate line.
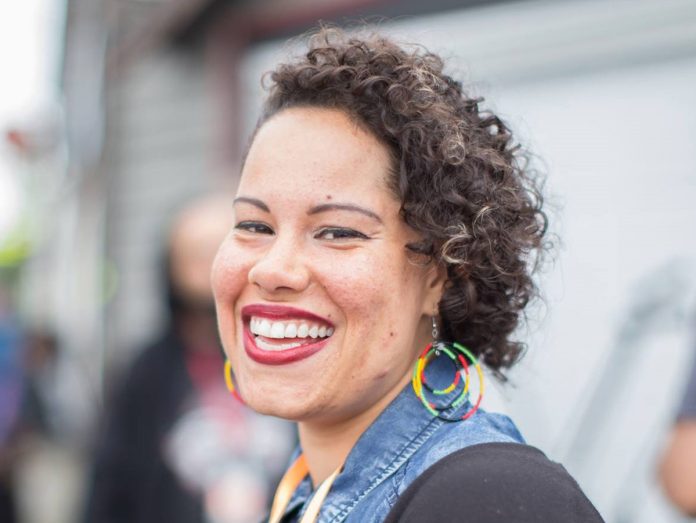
[283, 358, 472, 522]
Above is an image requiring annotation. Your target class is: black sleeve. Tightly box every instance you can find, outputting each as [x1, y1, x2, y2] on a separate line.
[82, 336, 195, 523]
[384, 443, 604, 523]
[82, 348, 159, 523]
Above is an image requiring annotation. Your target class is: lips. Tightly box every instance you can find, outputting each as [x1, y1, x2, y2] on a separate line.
[241, 304, 334, 365]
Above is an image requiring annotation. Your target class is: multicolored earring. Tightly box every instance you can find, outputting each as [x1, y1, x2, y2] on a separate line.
[411, 317, 484, 421]
[224, 360, 244, 404]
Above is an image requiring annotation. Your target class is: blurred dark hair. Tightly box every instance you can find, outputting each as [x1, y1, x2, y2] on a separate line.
[256, 27, 549, 376]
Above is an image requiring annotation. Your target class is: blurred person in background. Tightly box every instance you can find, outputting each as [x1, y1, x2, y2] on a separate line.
[0, 295, 60, 523]
[83, 195, 294, 523]
[0, 287, 23, 523]
[18, 330, 60, 441]
[660, 336, 696, 517]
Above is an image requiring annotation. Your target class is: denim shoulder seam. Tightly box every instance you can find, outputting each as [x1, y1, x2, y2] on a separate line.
[385, 459, 408, 507]
[327, 417, 442, 522]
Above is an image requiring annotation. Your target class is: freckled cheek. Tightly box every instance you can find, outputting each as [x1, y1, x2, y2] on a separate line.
[210, 247, 255, 345]
[320, 255, 418, 346]
[211, 248, 248, 301]
[321, 264, 386, 318]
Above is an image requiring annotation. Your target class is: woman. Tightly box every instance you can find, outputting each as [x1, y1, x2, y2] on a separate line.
[212, 27, 603, 522]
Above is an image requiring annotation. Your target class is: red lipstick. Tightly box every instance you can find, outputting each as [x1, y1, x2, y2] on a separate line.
[241, 304, 334, 365]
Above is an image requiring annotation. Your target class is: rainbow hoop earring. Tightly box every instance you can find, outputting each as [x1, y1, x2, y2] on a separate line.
[411, 319, 484, 421]
[224, 360, 244, 404]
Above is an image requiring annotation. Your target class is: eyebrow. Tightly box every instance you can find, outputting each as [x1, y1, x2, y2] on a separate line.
[308, 203, 383, 224]
[233, 197, 383, 224]
[233, 197, 269, 212]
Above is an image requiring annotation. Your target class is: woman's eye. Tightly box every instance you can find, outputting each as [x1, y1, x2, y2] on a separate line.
[316, 227, 368, 241]
[235, 221, 274, 235]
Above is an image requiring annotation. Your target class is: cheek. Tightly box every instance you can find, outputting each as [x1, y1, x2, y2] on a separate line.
[211, 244, 246, 300]
[320, 250, 423, 343]
[211, 243, 250, 347]
[321, 256, 383, 312]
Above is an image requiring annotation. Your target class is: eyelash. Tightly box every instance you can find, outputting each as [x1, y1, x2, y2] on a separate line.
[235, 221, 273, 235]
[234, 222, 368, 241]
[316, 227, 368, 241]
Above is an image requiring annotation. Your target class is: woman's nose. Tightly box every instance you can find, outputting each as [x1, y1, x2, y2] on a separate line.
[248, 235, 310, 295]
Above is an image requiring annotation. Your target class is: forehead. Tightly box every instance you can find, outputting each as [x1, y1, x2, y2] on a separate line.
[239, 108, 394, 202]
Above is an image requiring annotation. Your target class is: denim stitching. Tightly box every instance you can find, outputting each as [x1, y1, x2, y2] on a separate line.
[327, 416, 443, 522]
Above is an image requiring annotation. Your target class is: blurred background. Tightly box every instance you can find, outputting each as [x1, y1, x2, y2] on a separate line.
[1, 0, 696, 522]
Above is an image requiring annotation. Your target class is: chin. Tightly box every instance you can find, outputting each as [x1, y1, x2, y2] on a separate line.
[237, 373, 317, 421]
[244, 394, 313, 422]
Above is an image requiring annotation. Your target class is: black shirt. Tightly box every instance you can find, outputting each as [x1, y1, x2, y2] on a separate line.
[385, 443, 604, 522]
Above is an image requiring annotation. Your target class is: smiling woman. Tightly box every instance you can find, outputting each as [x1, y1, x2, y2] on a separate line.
[211, 27, 604, 523]
[215, 107, 434, 432]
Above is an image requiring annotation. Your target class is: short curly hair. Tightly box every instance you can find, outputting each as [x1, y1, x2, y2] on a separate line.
[255, 27, 548, 376]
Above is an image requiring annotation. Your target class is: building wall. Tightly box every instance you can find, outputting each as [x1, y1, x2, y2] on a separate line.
[102, 46, 221, 371]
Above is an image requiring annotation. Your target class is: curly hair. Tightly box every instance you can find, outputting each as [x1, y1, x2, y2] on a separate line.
[256, 27, 548, 376]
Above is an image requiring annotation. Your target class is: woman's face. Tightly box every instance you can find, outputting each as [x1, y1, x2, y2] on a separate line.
[212, 107, 443, 424]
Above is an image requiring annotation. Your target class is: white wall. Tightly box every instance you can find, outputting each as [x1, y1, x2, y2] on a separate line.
[491, 56, 696, 523]
[103, 49, 220, 368]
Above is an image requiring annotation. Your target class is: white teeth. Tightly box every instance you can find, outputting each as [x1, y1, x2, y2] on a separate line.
[270, 322, 285, 339]
[285, 323, 297, 338]
[255, 337, 303, 352]
[248, 316, 334, 339]
[259, 320, 271, 337]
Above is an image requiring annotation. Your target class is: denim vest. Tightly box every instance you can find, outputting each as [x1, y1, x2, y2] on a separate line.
[278, 360, 524, 523]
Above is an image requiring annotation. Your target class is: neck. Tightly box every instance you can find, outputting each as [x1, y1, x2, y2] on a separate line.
[297, 371, 412, 486]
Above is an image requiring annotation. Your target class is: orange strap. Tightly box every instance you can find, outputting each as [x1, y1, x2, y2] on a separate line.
[268, 454, 342, 523]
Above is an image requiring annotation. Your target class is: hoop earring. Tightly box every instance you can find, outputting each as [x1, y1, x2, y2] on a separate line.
[411, 341, 484, 421]
[224, 360, 244, 404]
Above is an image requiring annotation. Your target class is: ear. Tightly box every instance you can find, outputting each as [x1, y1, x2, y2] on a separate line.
[421, 261, 447, 316]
